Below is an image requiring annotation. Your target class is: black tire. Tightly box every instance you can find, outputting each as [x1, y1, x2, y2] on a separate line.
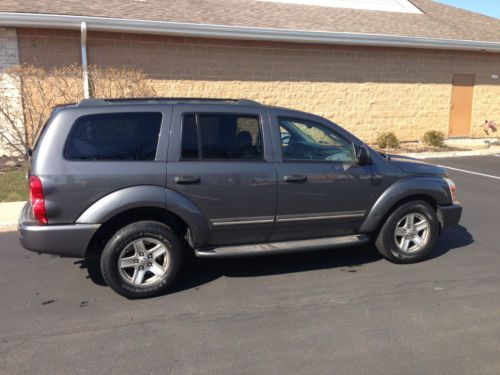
[375, 200, 440, 264]
[101, 221, 184, 299]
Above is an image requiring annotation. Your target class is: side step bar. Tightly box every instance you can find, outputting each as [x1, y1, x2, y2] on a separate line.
[195, 234, 370, 258]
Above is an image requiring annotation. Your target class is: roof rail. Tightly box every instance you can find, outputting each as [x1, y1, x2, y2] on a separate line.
[77, 98, 261, 107]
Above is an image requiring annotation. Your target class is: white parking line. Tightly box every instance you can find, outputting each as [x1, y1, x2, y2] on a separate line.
[438, 165, 500, 180]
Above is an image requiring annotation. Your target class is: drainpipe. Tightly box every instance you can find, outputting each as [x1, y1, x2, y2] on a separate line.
[80, 21, 89, 99]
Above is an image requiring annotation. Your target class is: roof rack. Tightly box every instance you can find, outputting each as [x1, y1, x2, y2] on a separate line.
[77, 98, 261, 107]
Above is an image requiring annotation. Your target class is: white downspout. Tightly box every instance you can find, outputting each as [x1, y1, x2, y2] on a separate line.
[80, 21, 89, 99]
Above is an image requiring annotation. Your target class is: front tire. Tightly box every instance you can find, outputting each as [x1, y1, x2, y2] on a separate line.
[101, 221, 184, 299]
[375, 200, 440, 264]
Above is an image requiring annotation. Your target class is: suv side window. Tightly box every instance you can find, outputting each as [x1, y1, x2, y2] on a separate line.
[181, 113, 263, 160]
[278, 117, 354, 162]
[64, 112, 162, 161]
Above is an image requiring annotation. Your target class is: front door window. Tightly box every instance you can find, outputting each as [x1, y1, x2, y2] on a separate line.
[279, 118, 355, 163]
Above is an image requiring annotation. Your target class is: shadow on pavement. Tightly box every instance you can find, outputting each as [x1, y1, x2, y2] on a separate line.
[75, 224, 473, 293]
[428, 224, 473, 260]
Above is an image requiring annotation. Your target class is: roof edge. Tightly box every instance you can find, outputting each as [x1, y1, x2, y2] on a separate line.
[1, 12, 499, 52]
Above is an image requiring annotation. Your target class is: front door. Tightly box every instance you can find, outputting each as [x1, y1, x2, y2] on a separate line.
[269, 112, 374, 242]
[449, 74, 475, 137]
[167, 106, 277, 246]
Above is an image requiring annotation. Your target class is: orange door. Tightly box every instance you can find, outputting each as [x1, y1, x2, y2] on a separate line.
[449, 74, 475, 137]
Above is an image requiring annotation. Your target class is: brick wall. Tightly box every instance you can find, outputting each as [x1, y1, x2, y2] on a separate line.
[17, 28, 500, 143]
[0, 27, 22, 156]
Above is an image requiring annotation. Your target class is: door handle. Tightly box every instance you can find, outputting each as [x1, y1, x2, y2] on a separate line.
[284, 174, 308, 183]
[175, 176, 201, 184]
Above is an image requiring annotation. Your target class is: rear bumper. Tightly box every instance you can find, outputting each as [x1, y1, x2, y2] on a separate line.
[437, 203, 462, 229]
[18, 203, 99, 258]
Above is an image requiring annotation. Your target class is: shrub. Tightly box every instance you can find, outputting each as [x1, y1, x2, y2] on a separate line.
[422, 130, 445, 147]
[376, 132, 400, 149]
[0, 64, 156, 156]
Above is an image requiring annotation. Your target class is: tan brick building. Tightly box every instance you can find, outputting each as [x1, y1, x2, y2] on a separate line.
[0, 0, 499, 154]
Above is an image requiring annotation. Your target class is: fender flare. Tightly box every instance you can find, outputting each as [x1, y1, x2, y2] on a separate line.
[359, 176, 452, 233]
[76, 185, 211, 247]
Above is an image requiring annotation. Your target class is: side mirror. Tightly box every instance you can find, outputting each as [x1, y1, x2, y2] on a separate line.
[353, 144, 370, 165]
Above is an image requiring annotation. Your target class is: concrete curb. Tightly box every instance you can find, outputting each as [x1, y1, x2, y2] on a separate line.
[399, 147, 500, 160]
[0, 201, 25, 232]
[0, 224, 17, 233]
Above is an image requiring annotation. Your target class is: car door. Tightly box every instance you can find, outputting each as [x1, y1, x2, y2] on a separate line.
[167, 104, 277, 246]
[269, 110, 375, 242]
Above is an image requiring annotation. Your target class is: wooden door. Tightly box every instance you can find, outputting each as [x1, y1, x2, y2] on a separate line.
[449, 74, 475, 137]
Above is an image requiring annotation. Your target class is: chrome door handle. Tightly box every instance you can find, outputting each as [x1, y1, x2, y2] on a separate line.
[284, 174, 308, 183]
[175, 176, 201, 184]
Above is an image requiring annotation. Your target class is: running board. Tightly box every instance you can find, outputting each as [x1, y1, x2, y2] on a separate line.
[195, 234, 370, 258]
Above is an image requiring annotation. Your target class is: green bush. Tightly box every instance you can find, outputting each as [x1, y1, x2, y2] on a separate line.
[376, 132, 400, 149]
[422, 131, 445, 147]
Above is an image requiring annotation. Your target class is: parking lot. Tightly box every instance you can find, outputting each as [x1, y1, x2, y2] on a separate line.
[0, 155, 499, 374]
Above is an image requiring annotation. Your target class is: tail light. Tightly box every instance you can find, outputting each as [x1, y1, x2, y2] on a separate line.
[29, 176, 48, 224]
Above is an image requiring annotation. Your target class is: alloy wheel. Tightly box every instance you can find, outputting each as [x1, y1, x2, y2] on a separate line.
[118, 237, 170, 286]
[394, 213, 430, 254]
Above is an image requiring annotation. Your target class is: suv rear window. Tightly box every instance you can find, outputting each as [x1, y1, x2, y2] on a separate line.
[181, 113, 262, 160]
[64, 112, 162, 161]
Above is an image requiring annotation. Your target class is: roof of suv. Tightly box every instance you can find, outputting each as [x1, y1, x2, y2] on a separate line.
[74, 98, 263, 108]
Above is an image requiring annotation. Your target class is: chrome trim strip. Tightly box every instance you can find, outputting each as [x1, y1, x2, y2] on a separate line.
[211, 217, 275, 226]
[276, 211, 365, 223]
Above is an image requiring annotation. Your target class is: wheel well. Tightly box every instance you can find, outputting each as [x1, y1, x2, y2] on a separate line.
[372, 194, 438, 235]
[85, 207, 189, 258]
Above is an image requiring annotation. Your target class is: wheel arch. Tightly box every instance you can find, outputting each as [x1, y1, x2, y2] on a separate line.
[78, 186, 211, 257]
[360, 176, 451, 234]
[85, 206, 190, 258]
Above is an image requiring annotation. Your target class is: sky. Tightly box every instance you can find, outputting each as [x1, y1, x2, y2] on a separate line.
[435, 0, 500, 19]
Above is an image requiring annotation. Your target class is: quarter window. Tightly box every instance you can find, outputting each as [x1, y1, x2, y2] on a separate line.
[65, 112, 162, 161]
[181, 113, 263, 160]
[278, 117, 354, 162]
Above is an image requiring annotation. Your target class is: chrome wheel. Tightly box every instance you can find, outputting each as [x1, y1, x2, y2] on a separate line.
[118, 237, 170, 286]
[394, 213, 430, 254]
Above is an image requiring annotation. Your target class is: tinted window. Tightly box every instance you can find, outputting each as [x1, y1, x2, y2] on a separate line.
[181, 114, 199, 159]
[279, 117, 354, 162]
[181, 113, 262, 160]
[65, 112, 162, 161]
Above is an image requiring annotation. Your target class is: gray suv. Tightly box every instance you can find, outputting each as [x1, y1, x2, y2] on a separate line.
[19, 98, 462, 298]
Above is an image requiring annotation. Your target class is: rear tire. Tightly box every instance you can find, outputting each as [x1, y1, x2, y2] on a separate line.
[101, 221, 183, 299]
[375, 200, 439, 264]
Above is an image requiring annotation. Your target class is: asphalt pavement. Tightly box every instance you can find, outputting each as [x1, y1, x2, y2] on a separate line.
[0, 155, 499, 374]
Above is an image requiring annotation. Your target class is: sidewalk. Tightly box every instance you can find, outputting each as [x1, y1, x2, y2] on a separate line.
[400, 145, 500, 159]
[0, 201, 24, 232]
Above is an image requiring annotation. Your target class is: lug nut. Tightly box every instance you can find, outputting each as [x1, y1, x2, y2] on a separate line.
[139, 252, 144, 256]
[148, 254, 152, 259]
[147, 263, 152, 267]
[139, 266, 144, 270]
[134, 259, 139, 263]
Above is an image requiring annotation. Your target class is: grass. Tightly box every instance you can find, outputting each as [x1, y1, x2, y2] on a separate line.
[0, 169, 29, 202]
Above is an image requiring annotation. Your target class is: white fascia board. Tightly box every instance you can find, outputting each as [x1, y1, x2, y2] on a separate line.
[0, 12, 499, 52]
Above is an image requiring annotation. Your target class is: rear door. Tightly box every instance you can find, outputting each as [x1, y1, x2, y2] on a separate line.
[167, 104, 277, 246]
[269, 110, 375, 241]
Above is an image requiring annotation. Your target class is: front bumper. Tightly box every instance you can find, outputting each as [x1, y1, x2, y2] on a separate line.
[18, 203, 100, 258]
[437, 203, 462, 229]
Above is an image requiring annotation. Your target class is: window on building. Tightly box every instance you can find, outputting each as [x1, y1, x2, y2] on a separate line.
[278, 117, 354, 162]
[64, 112, 162, 161]
[181, 113, 263, 160]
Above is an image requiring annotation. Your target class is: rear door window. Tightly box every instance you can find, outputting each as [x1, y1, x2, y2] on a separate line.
[180, 113, 263, 160]
[64, 112, 162, 161]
